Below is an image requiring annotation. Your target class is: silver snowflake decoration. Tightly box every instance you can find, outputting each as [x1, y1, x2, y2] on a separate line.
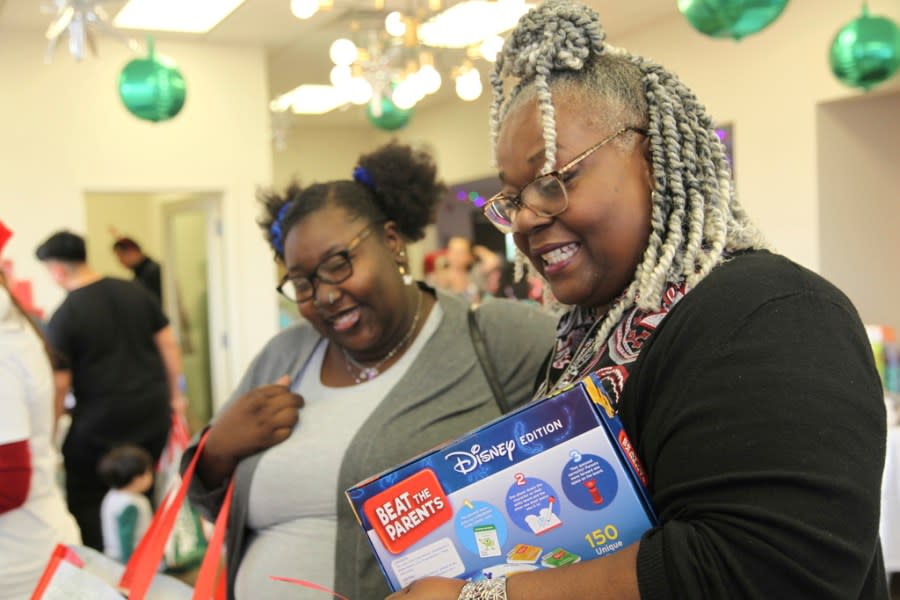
[42, 0, 141, 62]
[270, 108, 295, 152]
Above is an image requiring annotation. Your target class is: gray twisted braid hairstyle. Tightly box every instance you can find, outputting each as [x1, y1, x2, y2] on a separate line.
[491, 0, 767, 346]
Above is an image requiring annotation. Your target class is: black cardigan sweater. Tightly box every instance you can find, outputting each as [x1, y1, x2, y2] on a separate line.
[616, 251, 887, 598]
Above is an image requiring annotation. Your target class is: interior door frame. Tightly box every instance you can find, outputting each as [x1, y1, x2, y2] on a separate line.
[160, 194, 229, 411]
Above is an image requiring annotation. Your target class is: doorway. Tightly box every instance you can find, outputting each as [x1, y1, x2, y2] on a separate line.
[161, 196, 228, 430]
[84, 192, 229, 433]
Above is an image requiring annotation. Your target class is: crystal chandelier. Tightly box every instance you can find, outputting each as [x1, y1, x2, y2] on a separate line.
[271, 0, 531, 118]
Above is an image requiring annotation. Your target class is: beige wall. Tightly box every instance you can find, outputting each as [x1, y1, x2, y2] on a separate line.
[0, 31, 275, 387]
[818, 91, 900, 332]
[275, 94, 495, 187]
[84, 192, 161, 280]
[398, 94, 496, 185]
[617, 2, 895, 270]
[273, 123, 392, 189]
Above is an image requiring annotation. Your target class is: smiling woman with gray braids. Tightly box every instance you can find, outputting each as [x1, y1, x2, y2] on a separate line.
[391, 1, 887, 599]
[488, 0, 767, 384]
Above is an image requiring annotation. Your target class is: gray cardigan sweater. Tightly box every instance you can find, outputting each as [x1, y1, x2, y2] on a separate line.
[184, 288, 556, 599]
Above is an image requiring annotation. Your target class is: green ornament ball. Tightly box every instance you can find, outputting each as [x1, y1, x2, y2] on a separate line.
[118, 40, 186, 123]
[677, 0, 789, 41]
[829, 6, 900, 91]
[365, 95, 412, 131]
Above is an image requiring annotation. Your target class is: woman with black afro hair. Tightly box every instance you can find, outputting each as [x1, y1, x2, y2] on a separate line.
[184, 141, 556, 599]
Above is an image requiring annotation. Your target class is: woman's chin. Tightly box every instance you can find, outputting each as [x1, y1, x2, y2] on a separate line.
[547, 284, 587, 308]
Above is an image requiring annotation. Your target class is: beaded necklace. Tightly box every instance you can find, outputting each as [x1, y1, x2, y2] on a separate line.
[340, 289, 423, 384]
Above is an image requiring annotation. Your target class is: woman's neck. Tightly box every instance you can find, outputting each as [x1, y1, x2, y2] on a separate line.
[328, 286, 434, 386]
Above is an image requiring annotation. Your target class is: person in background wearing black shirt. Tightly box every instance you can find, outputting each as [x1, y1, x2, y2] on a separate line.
[112, 236, 162, 304]
[35, 230, 185, 550]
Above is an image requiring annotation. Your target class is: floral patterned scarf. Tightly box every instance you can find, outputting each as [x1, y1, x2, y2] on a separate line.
[537, 282, 687, 408]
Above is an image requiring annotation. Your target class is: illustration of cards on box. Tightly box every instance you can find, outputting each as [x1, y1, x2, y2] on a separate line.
[346, 374, 657, 591]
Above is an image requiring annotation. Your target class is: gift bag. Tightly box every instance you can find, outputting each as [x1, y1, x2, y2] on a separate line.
[157, 414, 208, 572]
[32, 431, 232, 600]
[30, 544, 195, 600]
[164, 496, 208, 573]
[30, 544, 124, 600]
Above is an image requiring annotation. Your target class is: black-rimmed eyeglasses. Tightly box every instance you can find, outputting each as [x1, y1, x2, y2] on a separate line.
[483, 126, 647, 234]
[276, 225, 375, 303]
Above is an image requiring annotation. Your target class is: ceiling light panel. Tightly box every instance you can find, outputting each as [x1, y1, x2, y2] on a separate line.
[113, 0, 246, 34]
[272, 85, 349, 115]
[418, 0, 533, 49]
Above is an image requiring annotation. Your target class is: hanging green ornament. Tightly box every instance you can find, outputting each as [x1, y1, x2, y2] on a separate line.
[118, 37, 186, 123]
[829, 3, 900, 91]
[678, 0, 789, 41]
[365, 94, 412, 131]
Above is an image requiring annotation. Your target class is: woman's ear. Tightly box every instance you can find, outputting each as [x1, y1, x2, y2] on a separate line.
[381, 221, 405, 262]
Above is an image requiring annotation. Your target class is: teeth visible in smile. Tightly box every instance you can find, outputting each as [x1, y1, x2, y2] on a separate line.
[541, 243, 578, 266]
[333, 309, 359, 328]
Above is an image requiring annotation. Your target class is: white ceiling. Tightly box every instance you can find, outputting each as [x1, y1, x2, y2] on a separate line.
[0, 0, 678, 125]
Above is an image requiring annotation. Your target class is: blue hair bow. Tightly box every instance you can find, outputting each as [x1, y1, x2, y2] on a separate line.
[270, 201, 292, 256]
[353, 165, 375, 191]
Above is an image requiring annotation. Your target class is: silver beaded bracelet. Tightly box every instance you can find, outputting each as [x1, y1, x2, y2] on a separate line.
[458, 576, 508, 600]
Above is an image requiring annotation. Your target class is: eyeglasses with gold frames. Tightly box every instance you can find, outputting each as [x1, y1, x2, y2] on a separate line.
[483, 127, 647, 234]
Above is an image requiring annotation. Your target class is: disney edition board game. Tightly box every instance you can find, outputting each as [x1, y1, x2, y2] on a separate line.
[345, 374, 657, 591]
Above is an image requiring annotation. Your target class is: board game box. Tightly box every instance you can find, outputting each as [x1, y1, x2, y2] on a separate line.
[345, 373, 657, 591]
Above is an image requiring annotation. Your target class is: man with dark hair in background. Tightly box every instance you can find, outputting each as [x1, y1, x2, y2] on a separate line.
[112, 236, 162, 304]
[35, 230, 184, 550]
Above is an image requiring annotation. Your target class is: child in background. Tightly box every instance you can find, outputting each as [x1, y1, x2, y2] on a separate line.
[97, 445, 154, 563]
